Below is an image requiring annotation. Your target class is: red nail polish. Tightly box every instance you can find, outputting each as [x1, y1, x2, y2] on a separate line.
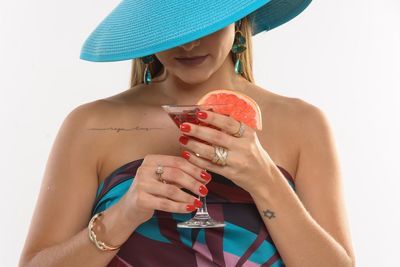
[199, 185, 208, 195]
[179, 135, 189, 145]
[196, 111, 208, 119]
[200, 170, 211, 181]
[186, 204, 196, 211]
[180, 123, 191, 132]
[181, 151, 190, 160]
[193, 198, 203, 208]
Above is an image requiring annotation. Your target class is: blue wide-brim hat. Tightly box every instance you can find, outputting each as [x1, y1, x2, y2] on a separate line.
[80, 0, 312, 62]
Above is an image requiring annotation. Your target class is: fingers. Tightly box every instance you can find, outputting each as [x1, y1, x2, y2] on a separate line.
[195, 109, 249, 137]
[134, 154, 212, 214]
[179, 135, 215, 162]
[180, 122, 235, 148]
[143, 154, 212, 184]
[180, 149, 220, 174]
[139, 165, 209, 197]
[138, 191, 201, 214]
[143, 180, 203, 206]
[143, 164, 211, 196]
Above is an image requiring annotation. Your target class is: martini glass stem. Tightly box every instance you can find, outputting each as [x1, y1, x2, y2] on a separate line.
[161, 104, 227, 228]
[197, 196, 208, 214]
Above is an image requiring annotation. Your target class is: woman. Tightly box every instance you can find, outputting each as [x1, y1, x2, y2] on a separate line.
[19, 0, 355, 266]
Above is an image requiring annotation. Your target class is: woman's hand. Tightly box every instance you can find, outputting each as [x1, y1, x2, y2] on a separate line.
[178, 109, 275, 194]
[119, 154, 212, 225]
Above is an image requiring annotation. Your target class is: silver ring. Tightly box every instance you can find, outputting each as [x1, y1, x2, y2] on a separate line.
[233, 121, 246, 138]
[212, 145, 228, 166]
[155, 165, 167, 183]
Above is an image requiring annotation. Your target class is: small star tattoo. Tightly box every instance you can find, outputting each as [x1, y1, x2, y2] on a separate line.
[262, 209, 276, 219]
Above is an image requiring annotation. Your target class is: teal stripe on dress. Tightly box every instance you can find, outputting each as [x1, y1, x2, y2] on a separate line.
[173, 213, 195, 248]
[93, 177, 171, 243]
[224, 222, 277, 264]
[92, 179, 133, 216]
[286, 178, 295, 190]
[271, 259, 285, 267]
[136, 217, 172, 243]
[249, 239, 281, 264]
[95, 181, 104, 199]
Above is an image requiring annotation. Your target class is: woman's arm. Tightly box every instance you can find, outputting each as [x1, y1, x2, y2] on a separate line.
[250, 101, 356, 267]
[19, 103, 139, 267]
[20, 196, 139, 267]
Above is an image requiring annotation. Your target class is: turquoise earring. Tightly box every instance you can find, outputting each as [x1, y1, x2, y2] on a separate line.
[140, 55, 155, 85]
[231, 20, 246, 74]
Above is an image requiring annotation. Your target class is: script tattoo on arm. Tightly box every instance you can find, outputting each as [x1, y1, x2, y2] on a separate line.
[88, 126, 163, 133]
[262, 209, 276, 219]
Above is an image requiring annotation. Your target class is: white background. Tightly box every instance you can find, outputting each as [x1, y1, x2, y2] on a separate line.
[1, 0, 399, 266]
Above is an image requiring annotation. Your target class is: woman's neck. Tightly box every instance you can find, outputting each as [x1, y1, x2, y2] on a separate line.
[153, 56, 249, 104]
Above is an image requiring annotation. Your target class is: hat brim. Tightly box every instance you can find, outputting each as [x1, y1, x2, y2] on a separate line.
[80, 0, 312, 62]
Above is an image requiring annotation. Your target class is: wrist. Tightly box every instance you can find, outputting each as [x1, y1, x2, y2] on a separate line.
[249, 164, 280, 201]
[89, 212, 121, 251]
[92, 197, 140, 248]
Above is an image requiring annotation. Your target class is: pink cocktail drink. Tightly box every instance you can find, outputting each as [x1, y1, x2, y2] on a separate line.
[166, 106, 222, 145]
[161, 104, 229, 228]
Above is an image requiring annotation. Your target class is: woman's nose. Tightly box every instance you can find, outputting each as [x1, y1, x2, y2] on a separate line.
[179, 39, 200, 50]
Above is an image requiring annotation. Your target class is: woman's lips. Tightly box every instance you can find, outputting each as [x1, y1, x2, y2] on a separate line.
[175, 55, 208, 66]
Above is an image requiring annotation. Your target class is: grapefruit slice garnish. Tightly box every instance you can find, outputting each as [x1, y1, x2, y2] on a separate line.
[196, 89, 262, 130]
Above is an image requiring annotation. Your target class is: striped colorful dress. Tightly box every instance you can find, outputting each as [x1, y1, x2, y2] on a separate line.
[91, 158, 296, 266]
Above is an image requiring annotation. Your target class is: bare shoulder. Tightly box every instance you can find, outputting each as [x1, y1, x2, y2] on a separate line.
[64, 99, 108, 126]
[241, 85, 302, 177]
[62, 99, 124, 145]
[249, 84, 326, 134]
[244, 84, 288, 115]
[278, 93, 334, 150]
[72, 85, 148, 126]
[53, 100, 110, 165]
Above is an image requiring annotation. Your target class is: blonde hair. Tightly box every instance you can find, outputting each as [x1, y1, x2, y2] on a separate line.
[129, 16, 254, 88]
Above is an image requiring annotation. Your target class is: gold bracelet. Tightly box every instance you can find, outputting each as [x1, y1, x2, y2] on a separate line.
[88, 212, 121, 251]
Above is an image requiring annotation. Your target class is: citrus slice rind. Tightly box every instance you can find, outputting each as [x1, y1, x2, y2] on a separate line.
[196, 89, 262, 130]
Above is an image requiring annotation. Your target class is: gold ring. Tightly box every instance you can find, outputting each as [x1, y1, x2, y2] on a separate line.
[212, 145, 228, 166]
[232, 121, 246, 138]
[155, 165, 167, 183]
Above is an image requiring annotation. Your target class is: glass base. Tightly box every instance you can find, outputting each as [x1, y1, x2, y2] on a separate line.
[177, 212, 226, 228]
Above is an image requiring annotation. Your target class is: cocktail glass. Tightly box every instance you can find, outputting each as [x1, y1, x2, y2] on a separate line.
[161, 104, 231, 228]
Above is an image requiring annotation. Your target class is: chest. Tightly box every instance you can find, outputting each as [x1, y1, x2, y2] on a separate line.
[96, 104, 298, 185]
